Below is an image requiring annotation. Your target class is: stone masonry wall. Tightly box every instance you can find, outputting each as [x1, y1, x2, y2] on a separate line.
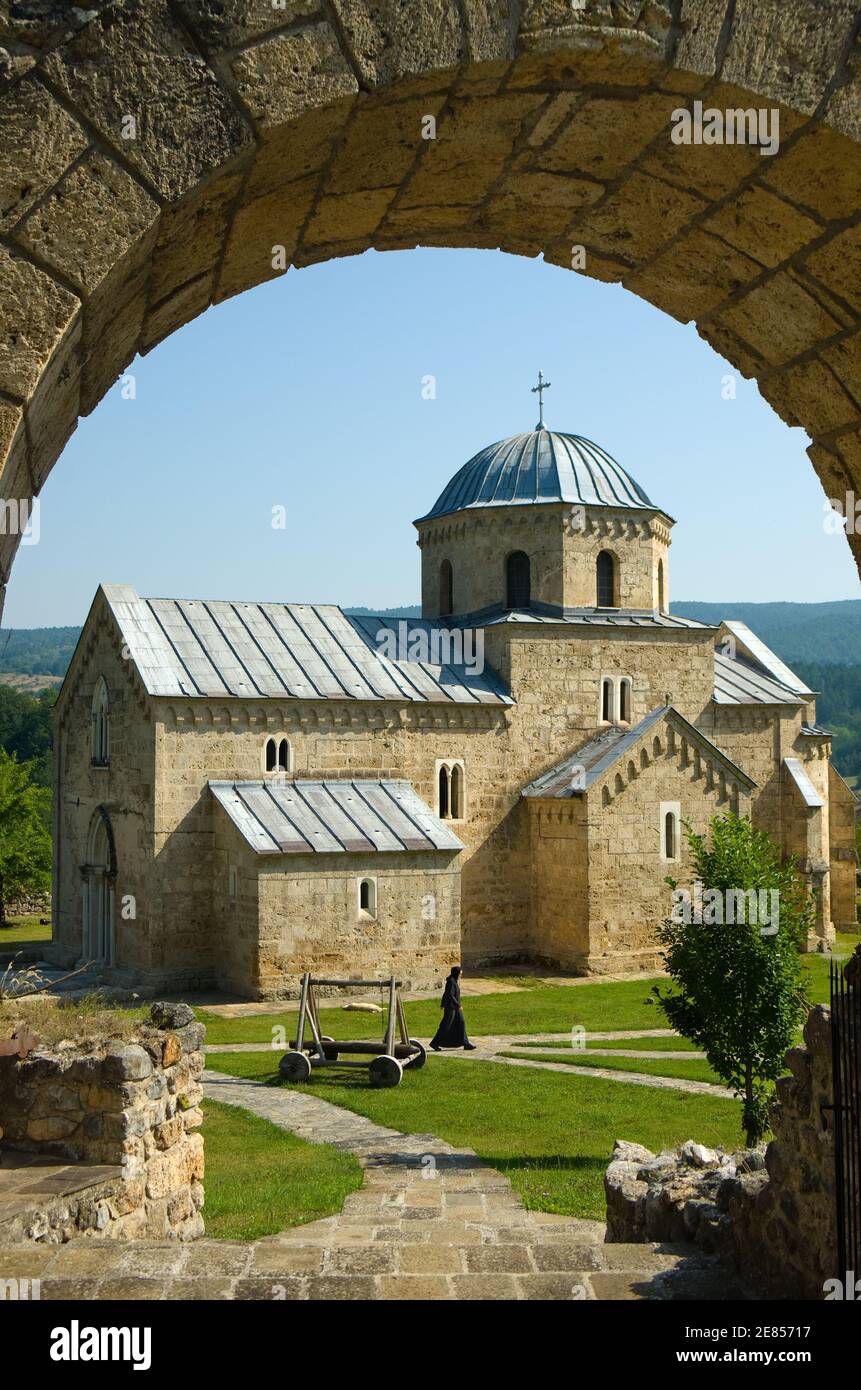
[605, 991, 852, 1299]
[0, 1003, 205, 1242]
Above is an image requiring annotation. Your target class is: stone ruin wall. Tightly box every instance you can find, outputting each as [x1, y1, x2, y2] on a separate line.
[605, 981, 854, 1299]
[0, 1003, 205, 1243]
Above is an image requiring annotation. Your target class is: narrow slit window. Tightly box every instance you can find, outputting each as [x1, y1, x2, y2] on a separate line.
[505, 551, 531, 609]
[450, 764, 463, 819]
[602, 678, 613, 722]
[358, 878, 376, 917]
[619, 678, 631, 723]
[664, 811, 677, 860]
[439, 765, 450, 819]
[265, 737, 277, 772]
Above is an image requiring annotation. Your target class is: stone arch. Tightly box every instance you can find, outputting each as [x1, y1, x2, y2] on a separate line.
[2, 2, 861, 615]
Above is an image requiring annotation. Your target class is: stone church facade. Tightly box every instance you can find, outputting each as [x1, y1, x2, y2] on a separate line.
[51, 422, 857, 998]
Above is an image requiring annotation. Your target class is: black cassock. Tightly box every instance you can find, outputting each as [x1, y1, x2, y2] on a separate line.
[430, 974, 470, 1048]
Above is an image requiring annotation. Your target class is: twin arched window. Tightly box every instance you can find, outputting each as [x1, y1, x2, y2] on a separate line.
[438, 761, 464, 820]
[91, 677, 110, 766]
[264, 736, 291, 774]
[439, 560, 453, 617]
[600, 676, 632, 724]
[505, 551, 530, 609]
[596, 550, 617, 608]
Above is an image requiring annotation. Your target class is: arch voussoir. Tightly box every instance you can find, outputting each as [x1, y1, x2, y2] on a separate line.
[1, 0, 860, 618]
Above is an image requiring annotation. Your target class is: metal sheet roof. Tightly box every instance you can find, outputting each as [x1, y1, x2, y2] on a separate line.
[721, 622, 813, 696]
[417, 429, 665, 522]
[450, 606, 712, 631]
[714, 651, 806, 705]
[101, 586, 512, 706]
[521, 705, 756, 798]
[211, 780, 465, 855]
[783, 757, 824, 809]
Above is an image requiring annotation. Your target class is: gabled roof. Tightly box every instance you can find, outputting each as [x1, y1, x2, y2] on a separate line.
[99, 585, 512, 706]
[714, 650, 807, 705]
[715, 621, 814, 703]
[783, 757, 824, 809]
[521, 705, 756, 799]
[211, 779, 464, 855]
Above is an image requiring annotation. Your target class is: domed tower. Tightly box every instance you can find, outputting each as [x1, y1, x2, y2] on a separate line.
[415, 390, 673, 622]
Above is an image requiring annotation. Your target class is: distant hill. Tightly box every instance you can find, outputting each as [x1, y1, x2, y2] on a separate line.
[1, 601, 859, 783]
[0, 626, 80, 677]
[671, 600, 861, 666]
[1, 601, 858, 675]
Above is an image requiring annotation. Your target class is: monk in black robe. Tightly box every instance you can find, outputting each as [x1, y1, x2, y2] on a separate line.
[430, 966, 476, 1051]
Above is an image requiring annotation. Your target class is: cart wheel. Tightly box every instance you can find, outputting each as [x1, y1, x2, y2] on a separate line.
[320, 1034, 339, 1061]
[279, 1050, 312, 1083]
[369, 1054, 403, 1088]
[403, 1039, 427, 1070]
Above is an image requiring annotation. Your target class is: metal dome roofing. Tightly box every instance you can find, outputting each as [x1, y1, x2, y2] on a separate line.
[417, 428, 660, 521]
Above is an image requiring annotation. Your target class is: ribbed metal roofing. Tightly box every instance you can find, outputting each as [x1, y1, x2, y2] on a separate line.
[418, 429, 660, 521]
[783, 758, 824, 809]
[210, 779, 464, 855]
[714, 651, 806, 705]
[521, 706, 755, 798]
[451, 606, 710, 631]
[100, 585, 511, 706]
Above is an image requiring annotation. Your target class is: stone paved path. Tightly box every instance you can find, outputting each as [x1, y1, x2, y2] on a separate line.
[204, 1032, 724, 1098]
[0, 1071, 740, 1299]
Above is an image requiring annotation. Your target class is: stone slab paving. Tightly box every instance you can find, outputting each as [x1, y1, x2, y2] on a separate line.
[203, 1033, 722, 1098]
[0, 1072, 741, 1300]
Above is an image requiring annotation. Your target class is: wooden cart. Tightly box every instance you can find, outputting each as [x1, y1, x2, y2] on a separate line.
[278, 973, 426, 1088]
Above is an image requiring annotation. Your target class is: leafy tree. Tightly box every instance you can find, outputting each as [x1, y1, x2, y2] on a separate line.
[0, 684, 55, 788]
[0, 750, 52, 923]
[654, 814, 812, 1146]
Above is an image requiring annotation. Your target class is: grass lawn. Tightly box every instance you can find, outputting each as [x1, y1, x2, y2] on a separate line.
[197, 976, 667, 1046]
[205, 1051, 743, 1220]
[0, 914, 51, 945]
[501, 1050, 721, 1086]
[201, 1098, 363, 1241]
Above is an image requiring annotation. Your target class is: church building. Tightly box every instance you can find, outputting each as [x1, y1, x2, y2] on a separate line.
[51, 389, 857, 997]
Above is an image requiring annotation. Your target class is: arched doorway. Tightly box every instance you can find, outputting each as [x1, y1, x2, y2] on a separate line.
[82, 808, 116, 967]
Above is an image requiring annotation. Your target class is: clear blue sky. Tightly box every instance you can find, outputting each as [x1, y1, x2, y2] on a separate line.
[7, 247, 859, 629]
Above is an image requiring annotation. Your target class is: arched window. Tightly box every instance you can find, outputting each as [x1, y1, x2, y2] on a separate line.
[450, 764, 463, 819]
[660, 802, 680, 863]
[91, 677, 110, 766]
[619, 678, 632, 723]
[439, 559, 453, 617]
[505, 551, 531, 609]
[601, 677, 613, 722]
[358, 878, 377, 918]
[596, 550, 616, 608]
[657, 559, 665, 613]
[264, 736, 291, 774]
[438, 765, 449, 819]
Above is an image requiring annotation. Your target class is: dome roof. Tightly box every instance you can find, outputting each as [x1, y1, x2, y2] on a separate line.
[418, 428, 659, 522]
